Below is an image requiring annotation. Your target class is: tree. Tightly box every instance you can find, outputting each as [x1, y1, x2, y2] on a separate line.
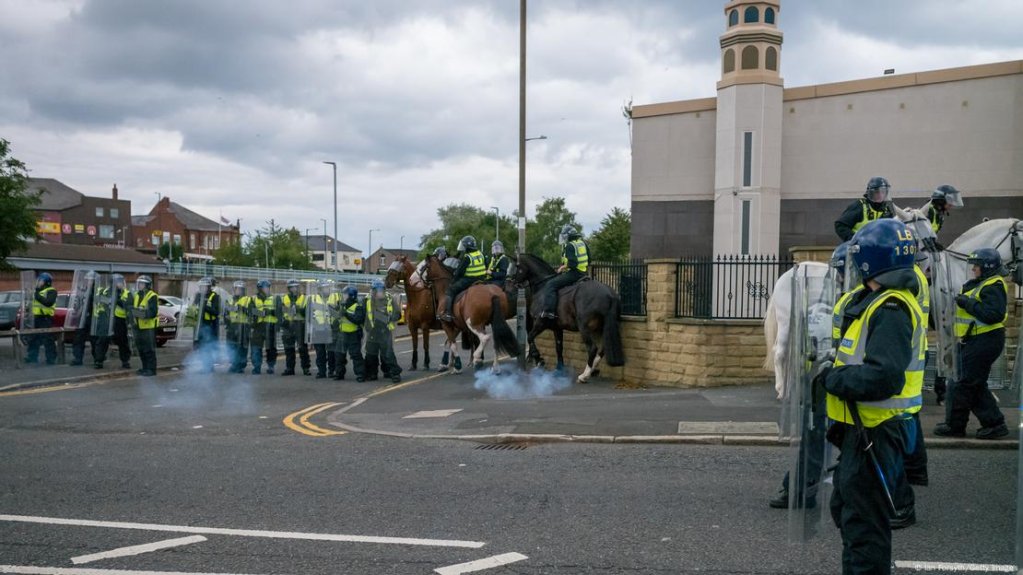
[418, 204, 515, 259]
[587, 207, 631, 262]
[246, 221, 315, 271]
[212, 240, 253, 267]
[157, 241, 184, 261]
[526, 197, 580, 265]
[0, 139, 40, 270]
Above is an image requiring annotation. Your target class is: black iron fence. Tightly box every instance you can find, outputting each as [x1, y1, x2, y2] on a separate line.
[676, 255, 795, 319]
[590, 259, 647, 316]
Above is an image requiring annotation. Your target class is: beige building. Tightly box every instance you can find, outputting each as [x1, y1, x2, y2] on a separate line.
[631, 0, 1023, 258]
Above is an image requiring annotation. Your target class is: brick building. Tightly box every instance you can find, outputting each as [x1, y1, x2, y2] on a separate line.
[132, 197, 241, 259]
[28, 179, 133, 247]
[364, 247, 419, 274]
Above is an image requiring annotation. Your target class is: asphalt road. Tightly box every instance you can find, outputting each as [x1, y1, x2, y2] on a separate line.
[0, 335, 1018, 574]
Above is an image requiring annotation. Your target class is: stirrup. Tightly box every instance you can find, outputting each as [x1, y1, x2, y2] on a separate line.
[539, 311, 557, 320]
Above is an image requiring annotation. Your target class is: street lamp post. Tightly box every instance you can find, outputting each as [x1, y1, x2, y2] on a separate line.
[400, 235, 405, 252]
[516, 0, 529, 369]
[490, 206, 500, 243]
[323, 161, 338, 272]
[368, 228, 380, 274]
[304, 228, 314, 263]
[320, 219, 329, 271]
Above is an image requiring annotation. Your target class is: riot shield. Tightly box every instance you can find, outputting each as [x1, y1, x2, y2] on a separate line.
[930, 251, 959, 382]
[305, 281, 334, 345]
[224, 281, 251, 349]
[90, 274, 116, 338]
[178, 280, 209, 342]
[1017, 311, 1023, 572]
[19, 271, 36, 330]
[64, 270, 95, 330]
[782, 263, 836, 543]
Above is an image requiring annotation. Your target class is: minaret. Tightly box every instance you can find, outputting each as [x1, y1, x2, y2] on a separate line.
[712, 0, 783, 256]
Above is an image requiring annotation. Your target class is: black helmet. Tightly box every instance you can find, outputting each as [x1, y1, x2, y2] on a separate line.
[830, 241, 851, 271]
[343, 285, 359, 299]
[457, 235, 477, 252]
[967, 248, 1002, 276]
[931, 184, 963, 208]
[864, 176, 890, 204]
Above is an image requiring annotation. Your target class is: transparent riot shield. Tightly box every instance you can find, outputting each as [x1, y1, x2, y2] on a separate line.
[90, 273, 116, 337]
[306, 281, 334, 345]
[64, 270, 95, 330]
[19, 271, 36, 330]
[178, 280, 209, 342]
[930, 251, 959, 383]
[783, 263, 836, 542]
[843, 252, 863, 295]
[224, 281, 251, 349]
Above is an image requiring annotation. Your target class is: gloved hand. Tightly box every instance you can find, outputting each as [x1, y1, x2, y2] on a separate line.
[933, 240, 945, 252]
[955, 294, 970, 309]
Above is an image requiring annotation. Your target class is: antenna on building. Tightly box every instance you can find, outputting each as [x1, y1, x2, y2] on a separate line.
[622, 98, 633, 150]
[883, 68, 895, 75]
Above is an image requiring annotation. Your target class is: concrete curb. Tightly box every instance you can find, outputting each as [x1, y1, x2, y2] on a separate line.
[0, 363, 186, 393]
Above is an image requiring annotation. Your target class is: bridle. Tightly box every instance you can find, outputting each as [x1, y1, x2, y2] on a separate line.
[943, 219, 1023, 267]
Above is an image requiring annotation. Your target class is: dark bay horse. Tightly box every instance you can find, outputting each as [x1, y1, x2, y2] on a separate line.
[513, 253, 624, 383]
[385, 256, 438, 370]
[422, 255, 519, 373]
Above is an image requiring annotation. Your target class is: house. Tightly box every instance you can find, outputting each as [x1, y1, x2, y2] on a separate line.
[27, 179, 133, 247]
[132, 197, 241, 260]
[365, 247, 419, 274]
[300, 235, 362, 272]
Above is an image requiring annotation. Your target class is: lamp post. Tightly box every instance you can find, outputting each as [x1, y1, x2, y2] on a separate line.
[516, 0, 530, 368]
[490, 206, 500, 243]
[323, 161, 338, 272]
[368, 228, 379, 274]
[304, 227, 314, 263]
[400, 235, 405, 252]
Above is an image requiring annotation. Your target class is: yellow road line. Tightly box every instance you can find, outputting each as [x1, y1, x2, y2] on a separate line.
[365, 370, 449, 398]
[282, 402, 345, 437]
[0, 382, 99, 398]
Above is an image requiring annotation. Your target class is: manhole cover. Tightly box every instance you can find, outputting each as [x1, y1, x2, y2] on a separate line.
[475, 443, 529, 451]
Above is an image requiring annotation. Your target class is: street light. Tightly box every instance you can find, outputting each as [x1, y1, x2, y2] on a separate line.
[490, 206, 500, 243]
[368, 228, 380, 273]
[323, 161, 338, 272]
[525, 135, 547, 142]
[304, 227, 314, 263]
[400, 235, 405, 252]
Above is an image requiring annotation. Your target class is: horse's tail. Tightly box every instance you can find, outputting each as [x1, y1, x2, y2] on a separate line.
[602, 295, 625, 367]
[763, 293, 777, 371]
[490, 295, 520, 357]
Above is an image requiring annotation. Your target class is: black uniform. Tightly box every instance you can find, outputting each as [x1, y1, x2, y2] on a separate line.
[364, 294, 402, 383]
[133, 289, 160, 376]
[279, 292, 310, 375]
[540, 240, 588, 316]
[334, 295, 366, 381]
[946, 277, 1007, 433]
[195, 289, 221, 372]
[486, 254, 510, 285]
[96, 287, 132, 369]
[70, 288, 95, 366]
[824, 270, 918, 575]
[834, 198, 895, 242]
[25, 285, 58, 365]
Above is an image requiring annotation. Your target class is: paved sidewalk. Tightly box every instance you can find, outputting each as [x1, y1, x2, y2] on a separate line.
[0, 342, 191, 392]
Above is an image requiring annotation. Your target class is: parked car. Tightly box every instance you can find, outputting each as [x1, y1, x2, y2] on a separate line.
[158, 295, 184, 321]
[16, 293, 177, 346]
[0, 290, 22, 331]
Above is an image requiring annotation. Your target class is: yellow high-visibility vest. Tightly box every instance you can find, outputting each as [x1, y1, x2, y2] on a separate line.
[465, 251, 486, 278]
[954, 276, 1007, 338]
[31, 287, 56, 317]
[340, 301, 361, 333]
[114, 288, 130, 319]
[366, 297, 395, 331]
[133, 290, 158, 330]
[227, 296, 250, 324]
[851, 199, 889, 233]
[562, 239, 589, 272]
[252, 295, 277, 324]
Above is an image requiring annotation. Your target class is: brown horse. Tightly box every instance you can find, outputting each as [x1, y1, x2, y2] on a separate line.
[422, 254, 519, 373]
[385, 256, 438, 370]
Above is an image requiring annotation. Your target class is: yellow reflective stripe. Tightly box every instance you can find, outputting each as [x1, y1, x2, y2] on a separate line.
[253, 295, 277, 323]
[366, 298, 395, 330]
[31, 287, 57, 316]
[851, 200, 887, 233]
[465, 251, 486, 277]
[564, 240, 588, 272]
[954, 276, 1006, 337]
[340, 302, 360, 332]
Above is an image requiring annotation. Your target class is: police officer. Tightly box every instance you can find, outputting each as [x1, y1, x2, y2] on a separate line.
[194, 276, 221, 373]
[538, 224, 589, 320]
[438, 236, 486, 322]
[417, 246, 448, 277]
[334, 285, 366, 382]
[365, 279, 402, 383]
[70, 271, 98, 366]
[248, 279, 277, 374]
[132, 275, 159, 376]
[89, 274, 114, 369]
[278, 279, 310, 376]
[834, 176, 896, 242]
[25, 272, 58, 366]
[924, 184, 963, 237]
[486, 240, 510, 286]
[309, 280, 333, 379]
[933, 248, 1008, 440]
[96, 274, 132, 370]
[225, 281, 251, 373]
[326, 283, 343, 378]
[820, 218, 924, 574]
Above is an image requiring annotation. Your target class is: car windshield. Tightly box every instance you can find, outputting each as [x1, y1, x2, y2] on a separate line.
[161, 296, 183, 306]
[0, 291, 20, 304]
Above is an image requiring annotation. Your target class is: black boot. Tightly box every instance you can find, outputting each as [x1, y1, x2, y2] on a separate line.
[933, 423, 965, 438]
[977, 423, 1008, 440]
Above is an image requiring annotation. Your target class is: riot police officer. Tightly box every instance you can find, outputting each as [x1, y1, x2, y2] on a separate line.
[486, 240, 510, 285]
[834, 177, 896, 242]
[538, 224, 589, 320]
[194, 276, 221, 373]
[25, 272, 58, 365]
[226, 281, 251, 373]
[365, 279, 402, 382]
[925, 184, 963, 236]
[248, 279, 277, 374]
[96, 274, 132, 370]
[70, 271, 98, 366]
[132, 275, 159, 376]
[334, 285, 365, 381]
[278, 279, 310, 376]
[438, 236, 486, 322]
[309, 280, 334, 379]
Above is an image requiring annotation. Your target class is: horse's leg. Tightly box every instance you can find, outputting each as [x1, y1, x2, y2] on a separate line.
[526, 323, 545, 367]
[465, 319, 490, 371]
[449, 338, 462, 373]
[577, 331, 597, 383]
[409, 320, 419, 371]
[422, 327, 431, 369]
[554, 329, 565, 372]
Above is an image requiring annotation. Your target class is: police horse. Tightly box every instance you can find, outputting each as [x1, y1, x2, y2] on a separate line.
[385, 256, 438, 370]
[513, 253, 625, 383]
[763, 217, 1023, 398]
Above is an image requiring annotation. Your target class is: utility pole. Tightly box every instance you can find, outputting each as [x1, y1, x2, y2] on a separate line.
[516, 0, 528, 369]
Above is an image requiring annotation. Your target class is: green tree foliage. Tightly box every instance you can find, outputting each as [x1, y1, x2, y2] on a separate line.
[587, 207, 631, 262]
[212, 240, 253, 267]
[246, 221, 315, 271]
[157, 241, 184, 261]
[0, 139, 40, 270]
[526, 197, 580, 265]
[418, 204, 515, 258]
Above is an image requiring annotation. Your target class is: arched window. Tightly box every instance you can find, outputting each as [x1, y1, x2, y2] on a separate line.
[765, 46, 778, 71]
[765, 7, 776, 24]
[728, 9, 739, 27]
[744, 6, 759, 23]
[741, 45, 759, 70]
[723, 49, 735, 73]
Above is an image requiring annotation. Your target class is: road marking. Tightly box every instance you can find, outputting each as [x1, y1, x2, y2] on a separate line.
[282, 402, 345, 437]
[894, 560, 1015, 572]
[1, 566, 262, 575]
[677, 421, 779, 435]
[434, 552, 529, 574]
[0, 514, 486, 549]
[404, 409, 463, 419]
[0, 382, 100, 398]
[366, 370, 448, 398]
[71, 535, 207, 565]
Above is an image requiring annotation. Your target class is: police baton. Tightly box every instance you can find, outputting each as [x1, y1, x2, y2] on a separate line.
[847, 400, 898, 517]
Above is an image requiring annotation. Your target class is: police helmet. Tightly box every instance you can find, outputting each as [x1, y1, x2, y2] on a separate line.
[433, 246, 448, 260]
[371, 279, 385, 292]
[233, 280, 246, 295]
[491, 240, 505, 255]
[136, 275, 153, 290]
[256, 279, 271, 290]
[318, 279, 333, 292]
[112, 273, 125, 287]
[286, 279, 300, 292]
[558, 224, 581, 245]
[864, 176, 891, 204]
[343, 285, 359, 299]
[849, 219, 915, 280]
[456, 235, 477, 253]
[198, 277, 212, 288]
[85, 270, 98, 281]
[932, 184, 964, 208]
[830, 242, 851, 270]
[967, 248, 1002, 276]
[37, 272, 53, 286]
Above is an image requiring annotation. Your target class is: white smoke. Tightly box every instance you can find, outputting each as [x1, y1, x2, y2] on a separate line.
[473, 365, 572, 400]
[140, 341, 257, 414]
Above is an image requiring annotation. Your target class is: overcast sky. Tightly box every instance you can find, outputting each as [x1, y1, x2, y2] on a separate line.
[2, 0, 1022, 254]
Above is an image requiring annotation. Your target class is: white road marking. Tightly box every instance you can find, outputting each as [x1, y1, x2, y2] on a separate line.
[1, 567, 262, 575]
[434, 552, 529, 574]
[404, 409, 464, 419]
[0, 514, 485, 549]
[71, 535, 207, 565]
[894, 560, 1015, 572]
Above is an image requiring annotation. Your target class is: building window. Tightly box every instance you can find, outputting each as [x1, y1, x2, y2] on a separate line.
[743, 131, 753, 187]
[190, 233, 196, 249]
[95, 207, 104, 218]
[173, 234, 181, 246]
[723, 49, 735, 73]
[344, 255, 350, 264]
[765, 7, 776, 24]
[741, 45, 759, 70]
[379, 255, 386, 267]
[136, 238, 143, 247]
[110, 208, 119, 219]
[728, 9, 738, 27]
[766, 46, 778, 71]
[744, 6, 758, 23]
[741, 200, 751, 255]
[99, 225, 115, 239]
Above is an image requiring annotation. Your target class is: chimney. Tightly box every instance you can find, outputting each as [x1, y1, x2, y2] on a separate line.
[112, 183, 118, 200]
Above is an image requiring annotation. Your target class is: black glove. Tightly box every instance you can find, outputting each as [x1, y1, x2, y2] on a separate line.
[955, 294, 970, 309]
[933, 240, 945, 252]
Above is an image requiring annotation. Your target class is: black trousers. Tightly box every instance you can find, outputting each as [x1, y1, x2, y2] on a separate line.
[96, 316, 132, 367]
[830, 419, 912, 575]
[136, 328, 157, 372]
[71, 315, 94, 364]
[281, 321, 310, 371]
[540, 270, 584, 314]
[902, 412, 928, 487]
[445, 278, 477, 314]
[26, 315, 57, 364]
[365, 329, 401, 380]
[947, 329, 1006, 430]
[335, 331, 364, 379]
[249, 323, 277, 371]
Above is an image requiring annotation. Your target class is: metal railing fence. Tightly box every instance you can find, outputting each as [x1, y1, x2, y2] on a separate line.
[676, 255, 795, 319]
[589, 259, 647, 316]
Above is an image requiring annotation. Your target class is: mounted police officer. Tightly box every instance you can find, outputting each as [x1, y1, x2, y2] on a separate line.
[438, 235, 486, 323]
[924, 184, 963, 237]
[538, 224, 589, 320]
[225, 281, 251, 373]
[933, 248, 1008, 440]
[132, 275, 159, 377]
[25, 272, 58, 366]
[248, 279, 277, 374]
[835, 177, 896, 242]
[278, 279, 310, 376]
[486, 240, 510, 286]
[417, 246, 448, 277]
[365, 279, 402, 383]
[334, 285, 366, 382]
[819, 218, 924, 574]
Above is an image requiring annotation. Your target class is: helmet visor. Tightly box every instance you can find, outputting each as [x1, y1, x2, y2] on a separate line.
[944, 190, 963, 208]
[866, 186, 889, 204]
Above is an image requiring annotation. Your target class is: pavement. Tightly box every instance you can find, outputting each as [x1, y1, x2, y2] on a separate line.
[1, 334, 1017, 449]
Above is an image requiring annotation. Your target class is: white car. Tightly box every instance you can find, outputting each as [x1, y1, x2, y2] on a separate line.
[158, 295, 185, 321]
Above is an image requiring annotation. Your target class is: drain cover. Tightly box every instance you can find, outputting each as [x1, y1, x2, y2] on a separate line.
[475, 443, 528, 451]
